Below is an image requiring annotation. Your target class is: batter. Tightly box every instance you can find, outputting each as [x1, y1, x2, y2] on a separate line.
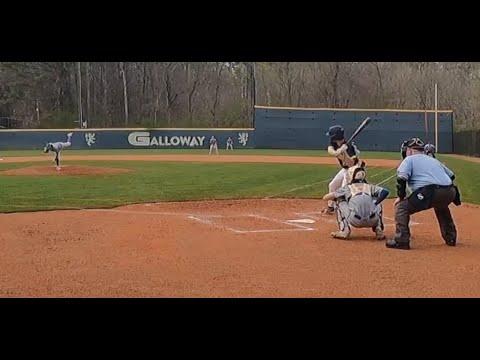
[323, 125, 362, 214]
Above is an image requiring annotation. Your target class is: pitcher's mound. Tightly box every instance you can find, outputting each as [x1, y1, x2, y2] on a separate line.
[2, 165, 132, 176]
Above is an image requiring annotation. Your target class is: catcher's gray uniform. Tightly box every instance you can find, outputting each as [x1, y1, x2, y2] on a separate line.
[333, 182, 387, 238]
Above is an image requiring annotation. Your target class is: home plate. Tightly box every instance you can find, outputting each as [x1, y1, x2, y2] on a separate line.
[286, 219, 316, 224]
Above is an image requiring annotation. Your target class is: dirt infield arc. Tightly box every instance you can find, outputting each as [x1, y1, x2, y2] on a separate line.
[1, 198, 480, 297]
[2, 165, 132, 176]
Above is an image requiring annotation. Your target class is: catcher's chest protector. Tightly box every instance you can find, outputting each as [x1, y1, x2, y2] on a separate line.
[348, 183, 372, 197]
[347, 183, 378, 227]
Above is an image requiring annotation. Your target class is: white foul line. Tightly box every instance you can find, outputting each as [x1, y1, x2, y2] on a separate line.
[377, 172, 397, 186]
[263, 165, 392, 200]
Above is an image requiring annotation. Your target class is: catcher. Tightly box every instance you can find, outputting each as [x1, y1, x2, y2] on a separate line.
[323, 125, 362, 214]
[323, 163, 390, 240]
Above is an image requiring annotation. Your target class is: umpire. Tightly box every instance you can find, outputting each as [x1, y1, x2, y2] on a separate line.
[386, 137, 461, 250]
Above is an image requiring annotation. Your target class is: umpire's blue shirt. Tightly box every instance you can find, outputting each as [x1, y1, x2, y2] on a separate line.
[397, 154, 454, 192]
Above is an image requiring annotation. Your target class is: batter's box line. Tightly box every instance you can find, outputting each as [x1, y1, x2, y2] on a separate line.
[187, 214, 315, 234]
[86, 209, 191, 217]
[295, 212, 421, 227]
[295, 212, 322, 220]
[187, 215, 244, 234]
[383, 216, 421, 226]
[247, 214, 315, 231]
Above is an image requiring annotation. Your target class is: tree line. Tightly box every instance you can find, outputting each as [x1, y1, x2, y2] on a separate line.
[0, 62, 478, 130]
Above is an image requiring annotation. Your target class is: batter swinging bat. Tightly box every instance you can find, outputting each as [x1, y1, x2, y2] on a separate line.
[346, 117, 371, 145]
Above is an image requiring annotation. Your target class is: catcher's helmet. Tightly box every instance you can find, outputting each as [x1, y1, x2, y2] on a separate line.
[326, 125, 345, 141]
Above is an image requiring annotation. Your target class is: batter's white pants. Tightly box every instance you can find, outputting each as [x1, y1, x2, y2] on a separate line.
[209, 144, 219, 155]
[327, 168, 348, 208]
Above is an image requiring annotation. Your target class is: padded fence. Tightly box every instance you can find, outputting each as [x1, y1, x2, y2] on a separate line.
[0, 129, 255, 150]
[254, 106, 454, 152]
[453, 130, 480, 156]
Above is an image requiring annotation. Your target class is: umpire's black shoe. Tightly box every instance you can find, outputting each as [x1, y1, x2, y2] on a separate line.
[386, 239, 410, 250]
[445, 239, 456, 247]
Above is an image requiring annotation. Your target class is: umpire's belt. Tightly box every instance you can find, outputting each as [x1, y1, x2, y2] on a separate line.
[432, 184, 454, 189]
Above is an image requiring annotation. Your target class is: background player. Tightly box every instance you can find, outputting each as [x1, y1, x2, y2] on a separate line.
[43, 132, 73, 170]
[323, 125, 362, 214]
[323, 163, 389, 240]
[424, 142, 436, 158]
[209, 135, 219, 155]
[226, 136, 234, 150]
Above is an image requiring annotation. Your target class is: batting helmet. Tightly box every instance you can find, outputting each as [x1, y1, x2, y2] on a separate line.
[326, 125, 345, 141]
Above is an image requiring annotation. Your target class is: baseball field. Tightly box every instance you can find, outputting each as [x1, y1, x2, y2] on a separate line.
[1, 148, 479, 297]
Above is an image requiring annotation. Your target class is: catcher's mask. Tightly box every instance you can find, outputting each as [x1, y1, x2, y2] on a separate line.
[347, 162, 367, 184]
[401, 137, 425, 159]
[326, 125, 345, 142]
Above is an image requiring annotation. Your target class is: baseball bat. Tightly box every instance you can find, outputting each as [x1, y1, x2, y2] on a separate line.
[346, 117, 371, 145]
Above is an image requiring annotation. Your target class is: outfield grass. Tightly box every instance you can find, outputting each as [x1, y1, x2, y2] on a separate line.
[0, 152, 477, 212]
[0, 148, 401, 159]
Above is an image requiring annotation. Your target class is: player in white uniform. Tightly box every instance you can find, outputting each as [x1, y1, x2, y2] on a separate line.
[43, 132, 73, 171]
[226, 136, 234, 150]
[424, 142, 436, 158]
[209, 136, 219, 155]
[323, 125, 361, 214]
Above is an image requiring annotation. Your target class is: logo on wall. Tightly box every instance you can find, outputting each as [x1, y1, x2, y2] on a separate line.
[128, 132, 206, 147]
[85, 133, 96, 147]
[238, 132, 249, 146]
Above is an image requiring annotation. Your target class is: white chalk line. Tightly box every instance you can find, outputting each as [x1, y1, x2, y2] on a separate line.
[248, 214, 314, 231]
[377, 172, 397, 186]
[187, 215, 245, 233]
[263, 165, 393, 200]
[86, 197, 422, 231]
[107, 209, 317, 233]
[383, 216, 420, 226]
[263, 178, 331, 200]
[295, 211, 422, 227]
[286, 218, 316, 224]
[87, 209, 189, 216]
[188, 213, 314, 233]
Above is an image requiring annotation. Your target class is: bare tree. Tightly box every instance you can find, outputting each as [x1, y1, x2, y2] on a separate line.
[210, 62, 225, 127]
[119, 62, 129, 126]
